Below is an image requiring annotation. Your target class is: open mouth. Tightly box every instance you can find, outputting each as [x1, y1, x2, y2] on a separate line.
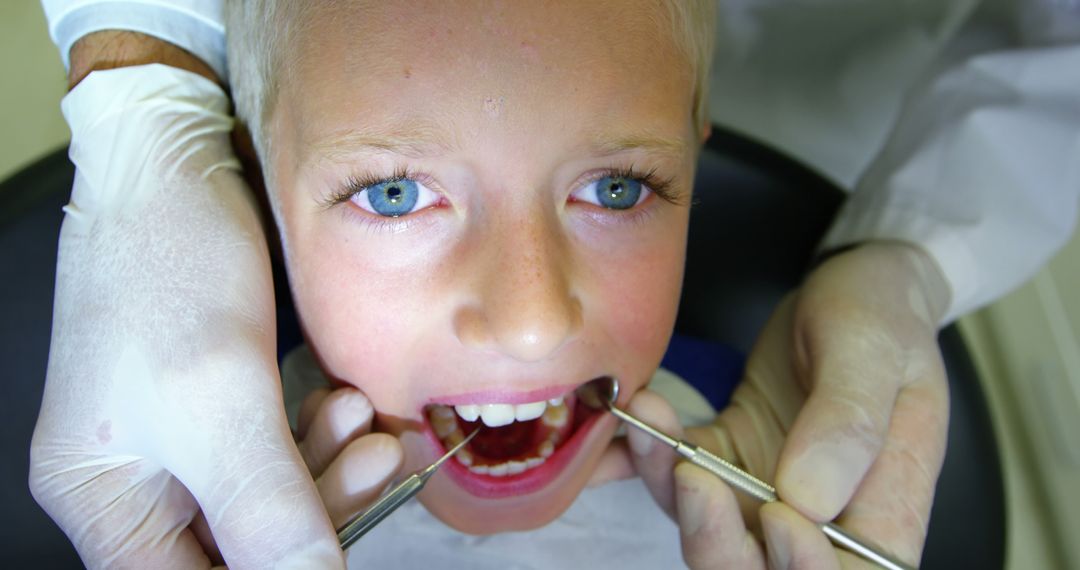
[424, 386, 606, 498]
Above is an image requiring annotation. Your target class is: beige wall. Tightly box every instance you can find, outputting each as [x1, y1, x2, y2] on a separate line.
[0, 2, 69, 180]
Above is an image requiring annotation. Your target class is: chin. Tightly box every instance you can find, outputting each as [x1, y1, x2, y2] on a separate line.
[380, 382, 623, 534]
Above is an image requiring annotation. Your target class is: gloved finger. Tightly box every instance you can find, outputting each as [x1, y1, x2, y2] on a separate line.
[585, 436, 635, 487]
[625, 389, 685, 518]
[759, 502, 840, 570]
[775, 316, 904, 521]
[315, 433, 405, 527]
[298, 388, 375, 478]
[674, 462, 766, 570]
[831, 378, 947, 567]
[298, 387, 333, 440]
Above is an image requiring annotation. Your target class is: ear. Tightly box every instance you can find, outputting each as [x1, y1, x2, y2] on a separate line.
[699, 122, 712, 145]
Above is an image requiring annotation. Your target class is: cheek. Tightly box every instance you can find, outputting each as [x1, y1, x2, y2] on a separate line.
[580, 211, 688, 386]
[282, 210, 446, 414]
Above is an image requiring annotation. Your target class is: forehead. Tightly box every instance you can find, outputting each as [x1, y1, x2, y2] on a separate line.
[282, 1, 694, 160]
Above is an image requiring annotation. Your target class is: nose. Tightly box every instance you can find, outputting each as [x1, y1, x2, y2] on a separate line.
[453, 212, 582, 362]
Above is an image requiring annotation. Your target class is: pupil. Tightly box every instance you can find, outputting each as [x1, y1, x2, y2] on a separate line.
[386, 185, 402, 203]
[607, 182, 624, 198]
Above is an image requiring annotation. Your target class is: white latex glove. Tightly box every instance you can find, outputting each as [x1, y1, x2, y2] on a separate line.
[29, 63, 366, 569]
[612, 242, 950, 568]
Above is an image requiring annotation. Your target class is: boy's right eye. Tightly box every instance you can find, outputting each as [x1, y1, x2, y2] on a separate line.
[351, 178, 440, 217]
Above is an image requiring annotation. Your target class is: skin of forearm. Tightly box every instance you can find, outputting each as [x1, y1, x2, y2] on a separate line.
[67, 30, 219, 89]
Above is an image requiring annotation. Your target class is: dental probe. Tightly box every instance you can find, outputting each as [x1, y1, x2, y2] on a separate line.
[337, 429, 478, 549]
[577, 377, 915, 570]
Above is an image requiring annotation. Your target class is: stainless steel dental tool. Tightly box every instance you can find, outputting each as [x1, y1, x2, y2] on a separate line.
[337, 429, 479, 549]
[576, 377, 915, 570]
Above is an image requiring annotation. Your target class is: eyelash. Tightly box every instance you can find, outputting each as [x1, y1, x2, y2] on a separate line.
[321, 166, 419, 209]
[321, 165, 681, 211]
[580, 165, 681, 207]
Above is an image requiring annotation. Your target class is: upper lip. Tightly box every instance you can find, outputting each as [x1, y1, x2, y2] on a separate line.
[424, 382, 581, 407]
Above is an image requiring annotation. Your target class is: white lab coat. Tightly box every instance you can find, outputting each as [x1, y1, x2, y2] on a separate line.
[40, 0, 1080, 320]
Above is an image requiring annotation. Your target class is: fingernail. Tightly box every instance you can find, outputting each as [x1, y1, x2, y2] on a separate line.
[782, 441, 865, 519]
[674, 464, 705, 535]
[627, 426, 654, 456]
[762, 512, 792, 570]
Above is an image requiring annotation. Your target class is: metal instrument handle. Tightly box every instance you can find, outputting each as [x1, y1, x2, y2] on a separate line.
[337, 474, 424, 549]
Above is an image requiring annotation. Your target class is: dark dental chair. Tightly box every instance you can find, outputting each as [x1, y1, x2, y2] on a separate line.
[0, 128, 1005, 568]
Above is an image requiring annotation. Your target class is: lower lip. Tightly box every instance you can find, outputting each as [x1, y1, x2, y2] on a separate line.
[423, 407, 605, 499]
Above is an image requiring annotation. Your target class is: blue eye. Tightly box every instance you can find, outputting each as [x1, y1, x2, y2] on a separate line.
[352, 178, 439, 217]
[574, 176, 645, 210]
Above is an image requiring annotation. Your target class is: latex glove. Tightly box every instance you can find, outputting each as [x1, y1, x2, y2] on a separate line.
[620, 241, 950, 568]
[29, 63, 350, 569]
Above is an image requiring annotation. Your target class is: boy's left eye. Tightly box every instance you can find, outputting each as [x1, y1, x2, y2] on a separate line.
[571, 176, 648, 210]
[352, 179, 440, 217]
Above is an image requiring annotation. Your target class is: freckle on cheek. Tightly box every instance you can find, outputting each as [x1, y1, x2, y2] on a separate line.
[482, 96, 505, 117]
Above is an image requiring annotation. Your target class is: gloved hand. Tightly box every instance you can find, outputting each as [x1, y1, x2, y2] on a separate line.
[600, 241, 951, 568]
[28, 63, 398, 569]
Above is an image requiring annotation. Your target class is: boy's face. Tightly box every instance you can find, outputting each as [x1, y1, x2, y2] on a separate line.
[270, 0, 698, 533]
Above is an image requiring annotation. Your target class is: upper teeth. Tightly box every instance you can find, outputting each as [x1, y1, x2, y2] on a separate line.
[454, 398, 561, 427]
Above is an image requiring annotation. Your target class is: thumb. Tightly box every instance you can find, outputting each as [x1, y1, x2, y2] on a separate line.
[775, 324, 901, 522]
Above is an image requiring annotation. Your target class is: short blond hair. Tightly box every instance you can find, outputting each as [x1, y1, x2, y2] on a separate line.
[226, 1, 716, 167]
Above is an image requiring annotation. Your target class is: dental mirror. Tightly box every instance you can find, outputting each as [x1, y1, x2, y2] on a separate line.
[576, 376, 619, 411]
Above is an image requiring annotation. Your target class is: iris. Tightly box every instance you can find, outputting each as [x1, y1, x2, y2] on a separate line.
[594, 176, 642, 210]
[367, 179, 419, 217]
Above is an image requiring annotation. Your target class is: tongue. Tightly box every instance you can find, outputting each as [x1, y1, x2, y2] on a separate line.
[459, 417, 548, 461]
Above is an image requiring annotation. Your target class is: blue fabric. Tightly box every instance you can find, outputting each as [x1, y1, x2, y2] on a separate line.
[660, 333, 744, 411]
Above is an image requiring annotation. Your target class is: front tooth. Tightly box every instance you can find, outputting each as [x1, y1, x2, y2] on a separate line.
[506, 460, 527, 475]
[514, 401, 547, 422]
[548, 396, 564, 406]
[455, 404, 480, 422]
[479, 404, 516, 427]
[487, 462, 509, 477]
[470, 464, 490, 475]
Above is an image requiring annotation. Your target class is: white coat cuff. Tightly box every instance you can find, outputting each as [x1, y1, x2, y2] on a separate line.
[43, 0, 226, 80]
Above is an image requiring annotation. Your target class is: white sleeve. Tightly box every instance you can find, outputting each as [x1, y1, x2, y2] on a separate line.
[820, 4, 1080, 323]
[41, 0, 225, 80]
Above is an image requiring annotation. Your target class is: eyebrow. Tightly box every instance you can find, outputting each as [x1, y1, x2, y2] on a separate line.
[306, 118, 457, 162]
[591, 131, 689, 159]
[306, 122, 689, 163]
